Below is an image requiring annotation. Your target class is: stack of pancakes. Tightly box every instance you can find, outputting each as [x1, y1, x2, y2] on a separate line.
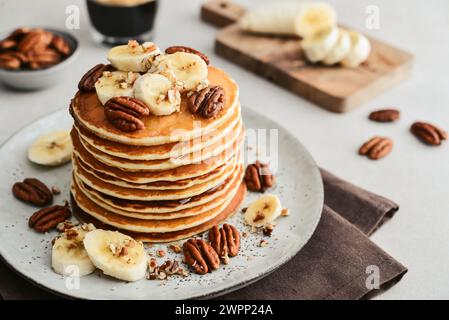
[69, 67, 246, 242]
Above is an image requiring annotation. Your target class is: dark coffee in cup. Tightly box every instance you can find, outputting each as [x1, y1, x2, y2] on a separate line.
[86, 0, 158, 45]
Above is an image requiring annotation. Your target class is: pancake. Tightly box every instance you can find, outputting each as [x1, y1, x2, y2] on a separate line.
[70, 66, 239, 146]
[71, 182, 247, 243]
[75, 163, 244, 214]
[73, 153, 238, 200]
[77, 119, 244, 171]
[74, 105, 241, 160]
[72, 127, 243, 183]
[70, 165, 244, 233]
[74, 154, 233, 190]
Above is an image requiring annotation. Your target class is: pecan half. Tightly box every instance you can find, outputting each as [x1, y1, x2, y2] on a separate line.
[359, 136, 393, 160]
[0, 39, 16, 50]
[51, 35, 71, 56]
[245, 161, 275, 192]
[28, 48, 60, 69]
[369, 109, 400, 122]
[209, 224, 240, 262]
[78, 64, 114, 92]
[183, 239, 220, 274]
[12, 178, 53, 206]
[165, 46, 210, 65]
[28, 204, 71, 233]
[187, 85, 225, 118]
[8, 28, 31, 41]
[411, 122, 447, 146]
[104, 96, 150, 132]
[0, 52, 21, 69]
[18, 29, 53, 53]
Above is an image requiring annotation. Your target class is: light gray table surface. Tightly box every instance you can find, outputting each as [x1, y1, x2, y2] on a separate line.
[0, 0, 448, 300]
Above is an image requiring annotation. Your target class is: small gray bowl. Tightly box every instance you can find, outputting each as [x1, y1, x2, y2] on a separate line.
[0, 28, 79, 90]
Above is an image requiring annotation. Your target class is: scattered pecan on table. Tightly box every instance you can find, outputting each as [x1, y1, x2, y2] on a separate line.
[410, 122, 447, 146]
[104, 96, 150, 132]
[28, 203, 71, 233]
[12, 178, 53, 206]
[359, 136, 394, 160]
[183, 239, 220, 274]
[368, 109, 400, 123]
[245, 161, 275, 192]
[165, 45, 210, 65]
[78, 64, 115, 92]
[187, 85, 226, 119]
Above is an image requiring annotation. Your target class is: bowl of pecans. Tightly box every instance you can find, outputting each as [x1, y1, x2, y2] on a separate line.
[0, 27, 79, 90]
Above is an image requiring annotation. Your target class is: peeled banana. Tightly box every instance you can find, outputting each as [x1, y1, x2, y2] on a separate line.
[95, 70, 140, 105]
[52, 223, 96, 277]
[28, 130, 72, 167]
[107, 40, 161, 73]
[341, 31, 371, 68]
[83, 229, 148, 282]
[301, 26, 339, 63]
[244, 194, 283, 228]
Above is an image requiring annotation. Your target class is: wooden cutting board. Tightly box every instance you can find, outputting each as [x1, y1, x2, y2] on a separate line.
[201, 1, 414, 113]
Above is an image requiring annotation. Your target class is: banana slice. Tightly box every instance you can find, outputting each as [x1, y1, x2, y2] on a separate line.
[294, 2, 337, 38]
[323, 28, 351, 65]
[244, 194, 283, 228]
[52, 223, 97, 277]
[133, 73, 181, 116]
[341, 31, 371, 68]
[95, 70, 140, 105]
[83, 229, 147, 282]
[301, 26, 339, 63]
[155, 52, 208, 92]
[107, 40, 161, 72]
[28, 130, 72, 167]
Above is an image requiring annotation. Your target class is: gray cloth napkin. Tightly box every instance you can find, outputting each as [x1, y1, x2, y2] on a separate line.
[0, 169, 406, 300]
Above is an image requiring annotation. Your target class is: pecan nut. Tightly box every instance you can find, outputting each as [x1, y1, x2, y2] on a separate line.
[369, 109, 400, 122]
[50, 35, 71, 56]
[104, 96, 150, 132]
[183, 239, 220, 274]
[12, 178, 53, 206]
[0, 39, 16, 50]
[27, 48, 61, 69]
[359, 136, 393, 160]
[8, 28, 31, 42]
[245, 161, 275, 192]
[187, 85, 225, 118]
[411, 122, 447, 146]
[78, 64, 115, 92]
[18, 29, 53, 53]
[0, 52, 21, 69]
[209, 224, 240, 263]
[165, 46, 210, 65]
[29, 204, 71, 233]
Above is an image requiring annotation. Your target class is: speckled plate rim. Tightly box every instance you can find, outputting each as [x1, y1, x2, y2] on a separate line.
[0, 107, 323, 300]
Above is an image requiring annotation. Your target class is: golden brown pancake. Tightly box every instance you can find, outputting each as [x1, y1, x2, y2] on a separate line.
[71, 182, 247, 242]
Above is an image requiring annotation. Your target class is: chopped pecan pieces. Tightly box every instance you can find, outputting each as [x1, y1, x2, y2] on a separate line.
[368, 109, 400, 122]
[183, 239, 219, 274]
[104, 96, 150, 132]
[12, 178, 53, 206]
[411, 122, 447, 146]
[245, 161, 275, 192]
[187, 85, 225, 118]
[78, 64, 115, 92]
[28, 204, 71, 233]
[359, 137, 393, 160]
[165, 46, 210, 65]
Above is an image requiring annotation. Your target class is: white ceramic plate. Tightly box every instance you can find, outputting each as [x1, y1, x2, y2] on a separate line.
[0, 107, 323, 300]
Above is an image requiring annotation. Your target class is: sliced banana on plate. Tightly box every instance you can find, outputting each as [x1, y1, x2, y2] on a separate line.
[341, 31, 371, 68]
[301, 26, 339, 63]
[244, 194, 283, 228]
[28, 130, 72, 167]
[133, 73, 181, 116]
[95, 70, 140, 105]
[52, 223, 97, 277]
[155, 52, 209, 92]
[83, 229, 148, 282]
[294, 2, 337, 38]
[107, 40, 161, 73]
[323, 28, 351, 65]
